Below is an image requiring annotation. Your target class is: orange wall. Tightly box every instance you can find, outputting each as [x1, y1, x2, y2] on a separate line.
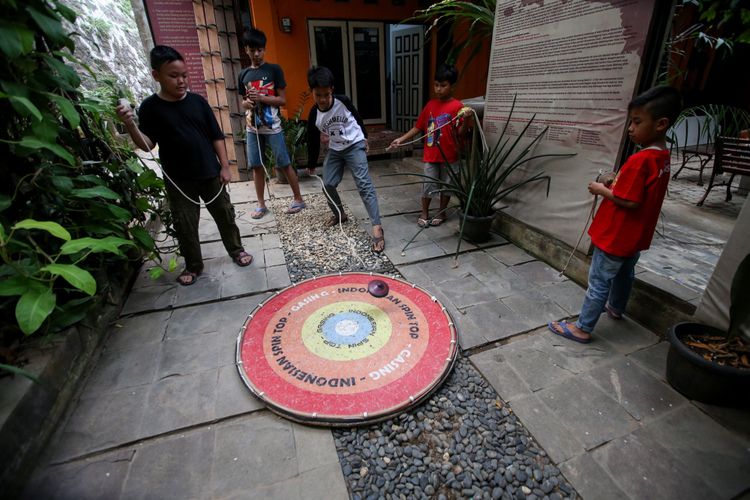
[249, 0, 489, 122]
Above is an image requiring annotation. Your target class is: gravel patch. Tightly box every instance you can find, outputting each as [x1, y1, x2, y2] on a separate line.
[270, 194, 577, 499]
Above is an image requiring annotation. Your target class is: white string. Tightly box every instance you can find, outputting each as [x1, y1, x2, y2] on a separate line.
[121, 99, 226, 207]
[387, 107, 487, 153]
[558, 195, 599, 277]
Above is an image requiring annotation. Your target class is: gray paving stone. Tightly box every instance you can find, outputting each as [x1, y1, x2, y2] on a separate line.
[156, 331, 223, 379]
[470, 348, 532, 402]
[509, 260, 567, 286]
[542, 327, 622, 375]
[501, 288, 568, 327]
[221, 266, 268, 298]
[494, 334, 575, 392]
[439, 275, 496, 309]
[264, 247, 287, 267]
[240, 462, 349, 500]
[506, 392, 586, 463]
[121, 284, 176, 315]
[210, 413, 299, 497]
[627, 341, 670, 381]
[165, 297, 262, 341]
[485, 244, 536, 266]
[414, 255, 473, 284]
[83, 342, 160, 396]
[172, 273, 222, 307]
[52, 386, 149, 462]
[474, 266, 535, 300]
[215, 364, 264, 419]
[139, 368, 218, 438]
[266, 264, 292, 289]
[387, 238, 447, 265]
[591, 427, 719, 499]
[121, 429, 214, 500]
[642, 405, 750, 498]
[537, 376, 638, 450]
[106, 311, 170, 353]
[461, 301, 536, 343]
[585, 358, 685, 422]
[396, 263, 432, 289]
[558, 453, 630, 500]
[538, 279, 586, 315]
[635, 269, 701, 302]
[593, 316, 659, 354]
[23, 449, 133, 500]
[262, 233, 282, 249]
[692, 402, 750, 441]
[292, 423, 340, 473]
[452, 310, 491, 350]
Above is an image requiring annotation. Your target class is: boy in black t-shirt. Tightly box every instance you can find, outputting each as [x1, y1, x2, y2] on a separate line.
[116, 45, 252, 286]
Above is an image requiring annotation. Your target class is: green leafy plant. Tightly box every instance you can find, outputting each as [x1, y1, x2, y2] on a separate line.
[281, 90, 311, 167]
[406, 0, 495, 68]
[668, 104, 750, 148]
[391, 98, 574, 253]
[0, 0, 173, 343]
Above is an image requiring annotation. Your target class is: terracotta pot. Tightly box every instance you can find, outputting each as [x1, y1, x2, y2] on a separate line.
[666, 322, 750, 407]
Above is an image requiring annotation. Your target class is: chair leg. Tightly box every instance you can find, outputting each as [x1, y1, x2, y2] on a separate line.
[726, 173, 736, 202]
[697, 154, 713, 186]
[698, 169, 718, 207]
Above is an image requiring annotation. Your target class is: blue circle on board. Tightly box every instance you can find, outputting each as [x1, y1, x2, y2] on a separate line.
[321, 311, 374, 345]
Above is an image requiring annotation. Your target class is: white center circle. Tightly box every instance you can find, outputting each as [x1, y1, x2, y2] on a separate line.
[335, 319, 359, 336]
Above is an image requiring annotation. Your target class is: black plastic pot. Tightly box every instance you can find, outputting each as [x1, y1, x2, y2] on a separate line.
[666, 322, 750, 407]
[457, 211, 495, 243]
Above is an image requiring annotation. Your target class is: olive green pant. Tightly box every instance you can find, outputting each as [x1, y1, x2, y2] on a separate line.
[165, 176, 244, 273]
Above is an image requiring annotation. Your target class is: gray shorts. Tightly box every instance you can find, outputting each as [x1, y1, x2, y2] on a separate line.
[422, 162, 458, 198]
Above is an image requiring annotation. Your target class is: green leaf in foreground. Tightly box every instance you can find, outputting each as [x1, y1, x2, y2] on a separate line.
[16, 287, 56, 335]
[41, 263, 96, 295]
[13, 219, 71, 240]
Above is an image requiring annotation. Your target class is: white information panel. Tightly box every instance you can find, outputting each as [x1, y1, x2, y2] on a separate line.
[484, 0, 658, 248]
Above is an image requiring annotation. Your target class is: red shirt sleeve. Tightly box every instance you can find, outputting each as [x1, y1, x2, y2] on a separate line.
[612, 156, 648, 204]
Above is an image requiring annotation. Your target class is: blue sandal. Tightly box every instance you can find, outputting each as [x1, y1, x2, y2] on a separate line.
[548, 321, 591, 344]
[286, 201, 306, 214]
[251, 207, 268, 219]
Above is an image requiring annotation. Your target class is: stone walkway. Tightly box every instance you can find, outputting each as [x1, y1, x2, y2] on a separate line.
[22, 157, 750, 499]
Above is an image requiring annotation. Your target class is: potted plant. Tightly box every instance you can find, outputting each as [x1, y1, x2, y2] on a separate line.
[666, 253, 750, 407]
[399, 98, 573, 246]
[275, 91, 310, 184]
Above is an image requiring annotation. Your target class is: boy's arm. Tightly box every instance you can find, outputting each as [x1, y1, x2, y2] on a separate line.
[213, 138, 232, 184]
[254, 87, 287, 108]
[115, 102, 154, 151]
[588, 182, 640, 209]
[389, 127, 420, 150]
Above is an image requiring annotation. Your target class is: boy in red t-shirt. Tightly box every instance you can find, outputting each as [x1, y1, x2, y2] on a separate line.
[549, 86, 682, 343]
[390, 64, 467, 227]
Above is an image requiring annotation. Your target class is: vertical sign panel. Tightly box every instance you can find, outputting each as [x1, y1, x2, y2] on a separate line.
[144, 0, 207, 99]
[484, 0, 657, 248]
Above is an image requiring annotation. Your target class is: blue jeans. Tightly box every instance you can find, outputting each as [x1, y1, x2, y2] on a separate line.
[246, 131, 291, 168]
[323, 140, 381, 225]
[576, 246, 640, 333]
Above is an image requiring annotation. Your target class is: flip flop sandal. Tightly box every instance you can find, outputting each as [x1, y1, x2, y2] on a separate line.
[417, 218, 430, 228]
[371, 231, 385, 254]
[429, 217, 445, 226]
[233, 251, 253, 267]
[176, 269, 200, 286]
[547, 321, 591, 344]
[286, 201, 306, 214]
[251, 207, 268, 219]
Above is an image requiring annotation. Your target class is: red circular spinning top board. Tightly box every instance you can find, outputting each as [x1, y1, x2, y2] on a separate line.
[236, 273, 458, 425]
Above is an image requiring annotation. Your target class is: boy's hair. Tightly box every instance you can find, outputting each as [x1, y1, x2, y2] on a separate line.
[241, 28, 267, 48]
[150, 45, 183, 71]
[628, 85, 682, 126]
[307, 66, 335, 89]
[434, 64, 458, 84]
